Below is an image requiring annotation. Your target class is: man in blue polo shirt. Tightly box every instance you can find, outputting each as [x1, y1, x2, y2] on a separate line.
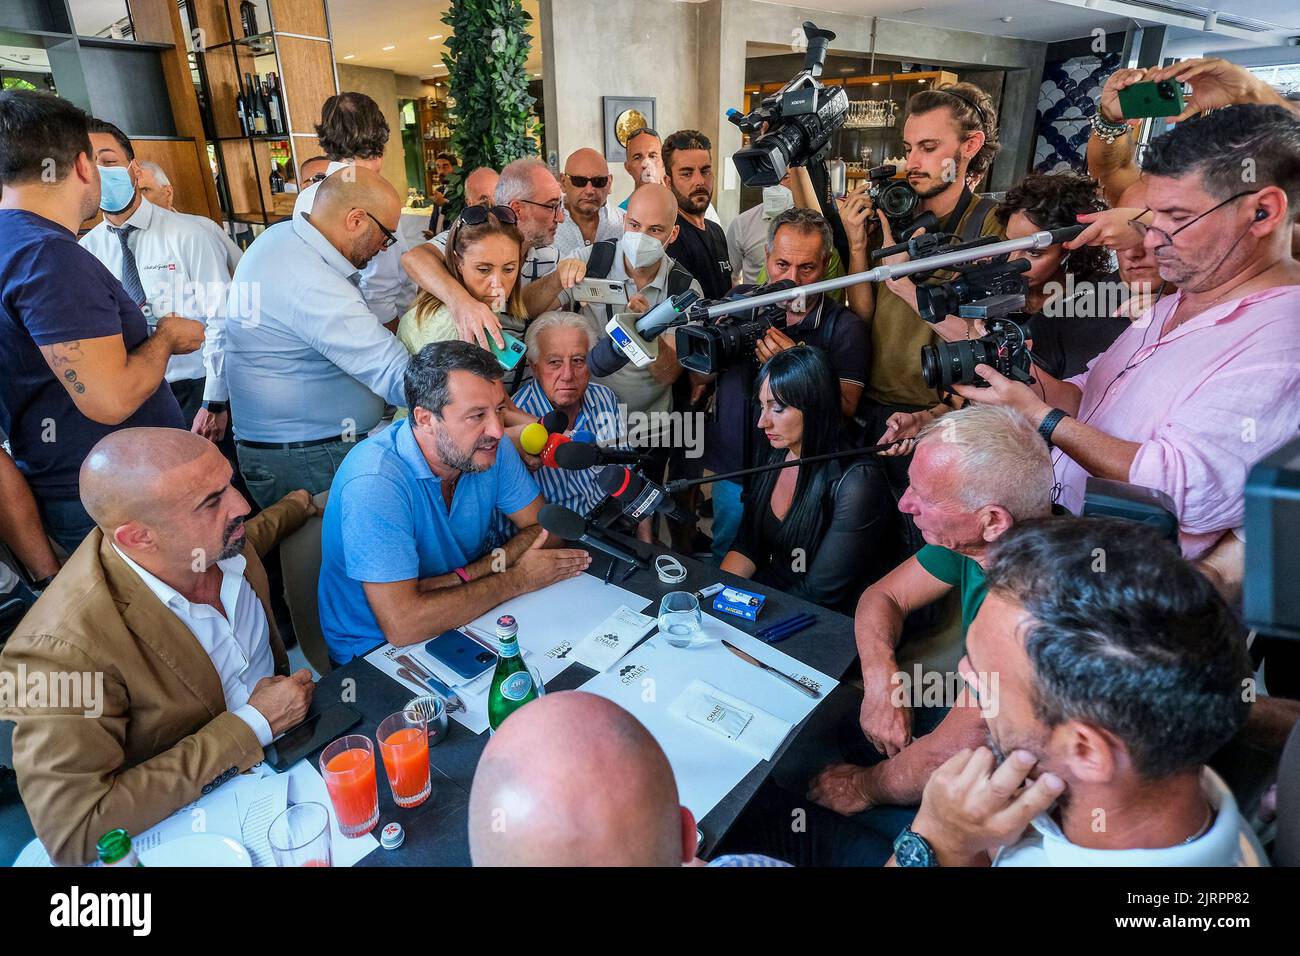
[0, 90, 201, 553]
[319, 341, 592, 663]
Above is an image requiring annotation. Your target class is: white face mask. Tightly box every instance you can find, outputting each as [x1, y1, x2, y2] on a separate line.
[620, 230, 665, 269]
[762, 184, 794, 218]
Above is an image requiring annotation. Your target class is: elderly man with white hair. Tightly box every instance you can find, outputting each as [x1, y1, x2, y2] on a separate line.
[805, 403, 1055, 841]
[508, 311, 637, 524]
[135, 159, 243, 274]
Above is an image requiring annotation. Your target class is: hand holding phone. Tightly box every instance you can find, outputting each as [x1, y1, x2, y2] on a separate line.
[1118, 80, 1186, 119]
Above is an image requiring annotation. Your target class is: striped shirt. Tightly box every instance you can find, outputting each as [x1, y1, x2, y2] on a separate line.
[512, 378, 627, 516]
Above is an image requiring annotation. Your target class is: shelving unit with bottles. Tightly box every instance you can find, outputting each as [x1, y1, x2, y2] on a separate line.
[183, 0, 338, 226]
[417, 81, 454, 200]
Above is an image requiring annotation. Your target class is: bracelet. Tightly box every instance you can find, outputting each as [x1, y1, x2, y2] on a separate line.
[1038, 408, 1069, 447]
[1090, 111, 1132, 145]
[201, 400, 228, 414]
[655, 554, 688, 585]
[453, 567, 470, 584]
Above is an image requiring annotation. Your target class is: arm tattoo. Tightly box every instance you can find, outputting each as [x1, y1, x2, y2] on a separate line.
[41, 342, 85, 368]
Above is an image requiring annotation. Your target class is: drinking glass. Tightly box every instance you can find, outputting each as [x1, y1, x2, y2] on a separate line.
[659, 591, 703, 648]
[267, 802, 332, 867]
[377, 710, 432, 809]
[320, 734, 379, 838]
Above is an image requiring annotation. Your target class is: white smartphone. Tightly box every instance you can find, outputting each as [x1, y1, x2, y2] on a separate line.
[571, 278, 629, 306]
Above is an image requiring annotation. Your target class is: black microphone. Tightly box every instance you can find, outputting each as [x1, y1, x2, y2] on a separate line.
[552, 441, 644, 470]
[540, 409, 568, 434]
[537, 503, 650, 568]
[596, 466, 693, 525]
[588, 336, 631, 377]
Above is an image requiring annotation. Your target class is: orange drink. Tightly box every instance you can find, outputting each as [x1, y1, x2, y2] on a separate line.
[377, 710, 432, 808]
[319, 735, 379, 837]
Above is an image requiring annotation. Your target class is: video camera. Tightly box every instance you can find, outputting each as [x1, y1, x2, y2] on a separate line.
[729, 22, 849, 187]
[675, 281, 795, 376]
[916, 256, 1034, 391]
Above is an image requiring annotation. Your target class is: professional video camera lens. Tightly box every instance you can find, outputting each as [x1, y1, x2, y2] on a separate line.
[920, 322, 1032, 391]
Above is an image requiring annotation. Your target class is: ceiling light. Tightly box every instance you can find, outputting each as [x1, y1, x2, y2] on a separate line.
[429, 34, 443, 40]
[343, 53, 355, 59]
[382, 44, 396, 51]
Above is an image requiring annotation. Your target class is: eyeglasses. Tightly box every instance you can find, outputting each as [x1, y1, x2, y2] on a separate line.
[517, 198, 565, 220]
[565, 174, 610, 189]
[458, 203, 518, 226]
[1128, 190, 1260, 247]
[364, 211, 398, 250]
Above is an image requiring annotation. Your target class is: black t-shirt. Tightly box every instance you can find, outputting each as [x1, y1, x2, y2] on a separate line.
[701, 292, 870, 474]
[1025, 274, 1131, 380]
[666, 212, 734, 300]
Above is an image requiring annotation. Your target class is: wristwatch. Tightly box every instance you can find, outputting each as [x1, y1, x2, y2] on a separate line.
[1038, 408, 1069, 447]
[201, 400, 228, 414]
[893, 824, 939, 867]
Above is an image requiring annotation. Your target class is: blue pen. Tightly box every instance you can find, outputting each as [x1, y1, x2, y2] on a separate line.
[756, 612, 815, 640]
[763, 617, 816, 643]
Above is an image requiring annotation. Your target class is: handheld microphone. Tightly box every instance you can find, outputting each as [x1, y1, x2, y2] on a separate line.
[596, 466, 693, 525]
[521, 410, 571, 466]
[598, 291, 703, 371]
[553, 441, 645, 470]
[537, 503, 650, 568]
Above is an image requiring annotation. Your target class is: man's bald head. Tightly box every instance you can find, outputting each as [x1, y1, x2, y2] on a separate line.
[81, 427, 211, 529]
[464, 166, 499, 207]
[469, 692, 687, 866]
[623, 183, 680, 255]
[312, 165, 401, 268]
[562, 148, 612, 217]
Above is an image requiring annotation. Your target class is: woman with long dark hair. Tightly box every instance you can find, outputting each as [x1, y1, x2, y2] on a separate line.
[721, 346, 894, 613]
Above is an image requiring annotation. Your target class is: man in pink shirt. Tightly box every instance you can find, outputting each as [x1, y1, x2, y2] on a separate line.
[954, 104, 1300, 558]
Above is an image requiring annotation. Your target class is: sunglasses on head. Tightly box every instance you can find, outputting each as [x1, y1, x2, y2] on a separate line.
[458, 204, 518, 226]
[565, 174, 611, 189]
[627, 126, 659, 145]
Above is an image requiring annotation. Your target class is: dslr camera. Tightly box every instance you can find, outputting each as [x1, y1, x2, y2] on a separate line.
[675, 282, 794, 376]
[867, 164, 921, 230]
[916, 257, 1035, 390]
[730, 22, 848, 187]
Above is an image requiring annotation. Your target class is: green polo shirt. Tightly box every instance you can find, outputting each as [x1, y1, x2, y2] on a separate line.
[865, 196, 1005, 408]
[916, 544, 987, 642]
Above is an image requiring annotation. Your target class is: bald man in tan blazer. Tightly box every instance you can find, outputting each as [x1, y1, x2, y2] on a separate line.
[1, 428, 317, 865]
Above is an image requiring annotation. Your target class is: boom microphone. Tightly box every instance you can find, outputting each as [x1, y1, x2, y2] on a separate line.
[553, 441, 645, 470]
[537, 503, 650, 568]
[596, 466, 693, 525]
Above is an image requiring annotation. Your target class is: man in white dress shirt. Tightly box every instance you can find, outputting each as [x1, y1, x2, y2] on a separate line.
[222, 167, 411, 507]
[135, 159, 243, 274]
[554, 147, 623, 259]
[0, 427, 315, 864]
[294, 91, 416, 328]
[79, 119, 231, 432]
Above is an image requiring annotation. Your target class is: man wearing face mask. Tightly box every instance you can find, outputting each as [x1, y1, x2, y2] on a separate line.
[701, 207, 870, 562]
[222, 167, 412, 508]
[725, 172, 796, 284]
[554, 147, 624, 259]
[79, 120, 234, 440]
[0, 91, 200, 553]
[543, 184, 701, 427]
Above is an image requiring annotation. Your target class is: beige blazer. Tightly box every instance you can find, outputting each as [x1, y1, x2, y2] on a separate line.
[0, 496, 309, 865]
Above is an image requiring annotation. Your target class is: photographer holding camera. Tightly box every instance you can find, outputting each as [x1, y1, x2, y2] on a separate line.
[951, 104, 1300, 560]
[697, 207, 869, 563]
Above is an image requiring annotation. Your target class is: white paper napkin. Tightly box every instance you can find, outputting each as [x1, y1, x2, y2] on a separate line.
[668, 678, 794, 761]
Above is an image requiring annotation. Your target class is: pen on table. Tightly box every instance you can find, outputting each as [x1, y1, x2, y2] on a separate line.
[762, 616, 816, 643]
[756, 612, 815, 641]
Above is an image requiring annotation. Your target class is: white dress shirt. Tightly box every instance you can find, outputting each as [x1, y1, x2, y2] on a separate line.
[295, 160, 418, 323]
[554, 202, 624, 260]
[725, 203, 773, 285]
[80, 197, 230, 391]
[219, 213, 410, 442]
[993, 768, 1268, 867]
[180, 211, 243, 274]
[112, 545, 276, 746]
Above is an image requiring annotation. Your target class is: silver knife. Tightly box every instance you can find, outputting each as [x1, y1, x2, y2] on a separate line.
[720, 639, 820, 699]
[394, 655, 466, 713]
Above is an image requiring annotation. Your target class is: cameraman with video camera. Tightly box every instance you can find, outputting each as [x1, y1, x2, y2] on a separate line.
[949, 104, 1300, 561]
[695, 207, 869, 563]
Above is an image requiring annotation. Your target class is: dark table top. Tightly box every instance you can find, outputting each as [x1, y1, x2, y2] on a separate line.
[326, 543, 858, 867]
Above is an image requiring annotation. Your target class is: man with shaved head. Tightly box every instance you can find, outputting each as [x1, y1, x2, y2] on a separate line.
[463, 166, 499, 209]
[221, 165, 413, 507]
[0, 427, 317, 865]
[554, 147, 624, 259]
[468, 692, 788, 866]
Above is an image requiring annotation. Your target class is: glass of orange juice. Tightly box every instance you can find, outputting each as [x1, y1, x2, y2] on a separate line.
[320, 735, 380, 837]
[377, 709, 432, 809]
[268, 802, 332, 867]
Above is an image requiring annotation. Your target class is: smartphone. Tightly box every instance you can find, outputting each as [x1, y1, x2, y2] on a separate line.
[263, 702, 362, 772]
[1118, 80, 1186, 119]
[424, 628, 497, 683]
[571, 278, 630, 306]
[486, 329, 527, 371]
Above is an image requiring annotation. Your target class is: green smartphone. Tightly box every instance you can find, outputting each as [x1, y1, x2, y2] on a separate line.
[486, 329, 527, 371]
[1118, 80, 1186, 119]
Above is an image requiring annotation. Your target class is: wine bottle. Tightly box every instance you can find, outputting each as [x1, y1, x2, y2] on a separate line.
[266, 73, 284, 136]
[235, 86, 249, 136]
[247, 73, 267, 135]
[239, 0, 259, 38]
